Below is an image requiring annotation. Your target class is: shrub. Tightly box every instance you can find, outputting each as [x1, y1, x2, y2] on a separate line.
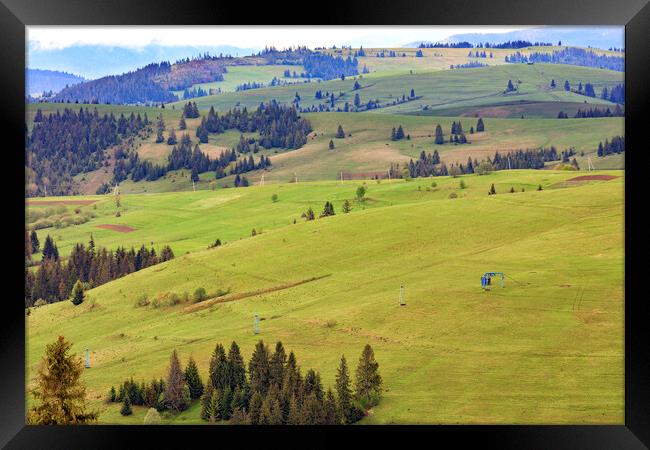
[448, 192, 458, 199]
[193, 287, 207, 303]
[135, 294, 150, 308]
[272, 193, 279, 203]
[144, 408, 161, 424]
[476, 161, 494, 175]
[459, 180, 466, 189]
[34, 298, 48, 307]
[168, 293, 181, 306]
[431, 181, 437, 188]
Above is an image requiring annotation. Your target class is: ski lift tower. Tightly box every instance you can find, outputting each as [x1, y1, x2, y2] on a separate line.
[399, 284, 405, 306]
[85, 348, 90, 368]
[253, 314, 260, 335]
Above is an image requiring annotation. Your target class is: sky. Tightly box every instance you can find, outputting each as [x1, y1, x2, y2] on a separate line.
[27, 26, 532, 51]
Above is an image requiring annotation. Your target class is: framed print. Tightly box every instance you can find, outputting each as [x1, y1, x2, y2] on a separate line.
[1, 0, 648, 447]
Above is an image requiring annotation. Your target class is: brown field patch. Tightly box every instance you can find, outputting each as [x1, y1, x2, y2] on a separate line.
[566, 175, 619, 182]
[28, 199, 98, 206]
[95, 224, 137, 233]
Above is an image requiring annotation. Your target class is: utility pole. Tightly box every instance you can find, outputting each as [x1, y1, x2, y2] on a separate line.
[192, 180, 196, 192]
[387, 169, 391, 180]
[399, 284, 405, 306]
[507, 155, 511, 170]
[85, 348, 90, 368]
[587, 157, 594, 171]
[260, 174, 265, 186]
[253, 314, 260, 335]
[340, 171, 343, 184]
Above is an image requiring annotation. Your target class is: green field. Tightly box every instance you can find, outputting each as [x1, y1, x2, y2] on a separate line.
[26, 170, 624, 424]
[169, 64, 622, 117]
[171, 65, 314, 97]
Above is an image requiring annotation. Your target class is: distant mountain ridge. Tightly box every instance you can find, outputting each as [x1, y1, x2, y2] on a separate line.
[27, 44, 259, 79]
[405, 27, 624, 51]
[26, 68, 85, 97]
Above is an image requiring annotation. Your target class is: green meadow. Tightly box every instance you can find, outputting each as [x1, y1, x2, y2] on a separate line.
[27, 170, 624, 424]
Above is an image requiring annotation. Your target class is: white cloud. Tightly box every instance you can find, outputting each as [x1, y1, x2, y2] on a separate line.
[27, 26, 531, 51]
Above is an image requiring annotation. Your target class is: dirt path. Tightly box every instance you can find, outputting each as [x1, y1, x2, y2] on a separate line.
[95, 224, 137, 233]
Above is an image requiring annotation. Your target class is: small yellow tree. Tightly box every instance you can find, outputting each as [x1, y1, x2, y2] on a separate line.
[27, 336, 98, 424]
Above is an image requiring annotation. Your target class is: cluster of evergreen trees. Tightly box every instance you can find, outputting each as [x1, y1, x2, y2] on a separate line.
[108, 340, 381, 425]
[236, 81, 265, 91]
[51, 62, 177, 104]
[450, 62, 489, 69]
[505, 48, 624, 72]
[396, 145, 569, 180]
[602, 84, 625, 104]
[302, 53, 359, 80]
[182, 101, 201, 118]
[467, 50, 493, 58]
[558, 105, 624, 118]
[197, 102, 312, 150]
[374, 50, 405, 58]
[25, 235, 174, 307]
[26, 107, 148, 197]
[597, 136, 625, 157]
[419, 40, 549, 49]
[181, 86, 209, 100]
[419, 41, 473, 48]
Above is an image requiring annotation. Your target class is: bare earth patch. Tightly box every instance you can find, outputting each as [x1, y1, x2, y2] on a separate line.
[566, 175, 619, 182]
[28, 199, 98, 206]
[95, 224, 137, 233]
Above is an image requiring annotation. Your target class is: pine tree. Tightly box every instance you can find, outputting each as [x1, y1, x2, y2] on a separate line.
[354, 344, 382, 408]
[342, 200, 352, 213]
[489, 184, 496, 195]
[435, 124, 444, 144]
[27, 336, 98, 424]
[354, 93, 361, 108]
[329, 140, 335, 150]
[167, 128, 177, 145]
[248, 391, 263, 425]
[209, 343, 229, 390]
[286, 394, 301, 424]
[538, 184, 543, 191]
[200, 379, 214, 421]
[564, 80, 570, 91]
[120, 395, 133, 416]
[109, 386, 116, 402]
[179, 116, 187, 130]
[410, 88, 415, 98]
[184, 357, 204, 400]
[336, 355, 353, 423]
[30, 230, 40, 253]
[270, 341, 287, 388]
[476, 118, 485, 132]
[395, 125, 405, 140]
[227, 341, 247, 390]
[336, 125, 345, 138]
[70, 280, 84, 305]
[324, 388, 339, 424]
[507, 80, 515, 92]
[164, 349, 188, 411]
[249, 340, 271, 396]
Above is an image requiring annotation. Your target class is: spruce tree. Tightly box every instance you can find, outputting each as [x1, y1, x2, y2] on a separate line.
[27, 336, 98, 424]
[249, 340, 271, 396]
[120, 395, 132, 416]
[435, 124, 444, 144]
[200, 379, 214, 421]
[354, 344, 382, 408]
[179, 116, 186, 130]
[227, 341, 247, 390]
[342, 200, 352, 213]
[329, 140, 335, 150]
[209, 343, 229, 390]
[248, 391, 263, 424]
[270, 342, 287, 388]
[336, 125, 345, 138]
[184, 357, 204, 400]
[287, 394, 302, 424]
[30, 230, 40, 253]
[489, 183, 496, 195]
[336, 355, 353, 423]
[164, 349, 188, 411]
[476, 118, 485, 132]
[324, 389, 339, 424]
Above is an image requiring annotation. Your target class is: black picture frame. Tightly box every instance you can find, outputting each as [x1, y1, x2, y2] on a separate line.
[2, 0, 648, 447]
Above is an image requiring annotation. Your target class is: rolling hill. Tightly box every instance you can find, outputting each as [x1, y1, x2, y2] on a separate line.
[26, 170, 624, 424]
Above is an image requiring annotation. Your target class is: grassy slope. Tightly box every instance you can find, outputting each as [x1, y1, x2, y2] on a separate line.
[169, 64, 622, 117]
[27, 170, 623, 424]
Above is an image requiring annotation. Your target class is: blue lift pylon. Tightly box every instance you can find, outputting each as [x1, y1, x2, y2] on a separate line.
[481, 272, 505, 290]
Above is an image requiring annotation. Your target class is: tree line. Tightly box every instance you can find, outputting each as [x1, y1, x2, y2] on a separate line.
[107, 340, 382, 425]
[25, 234, 174, 307]
[26, 107, 149, 197]
[505, 47, 624, 72]
[558, 105, 624, 118]
[597, 136, 624, 157]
